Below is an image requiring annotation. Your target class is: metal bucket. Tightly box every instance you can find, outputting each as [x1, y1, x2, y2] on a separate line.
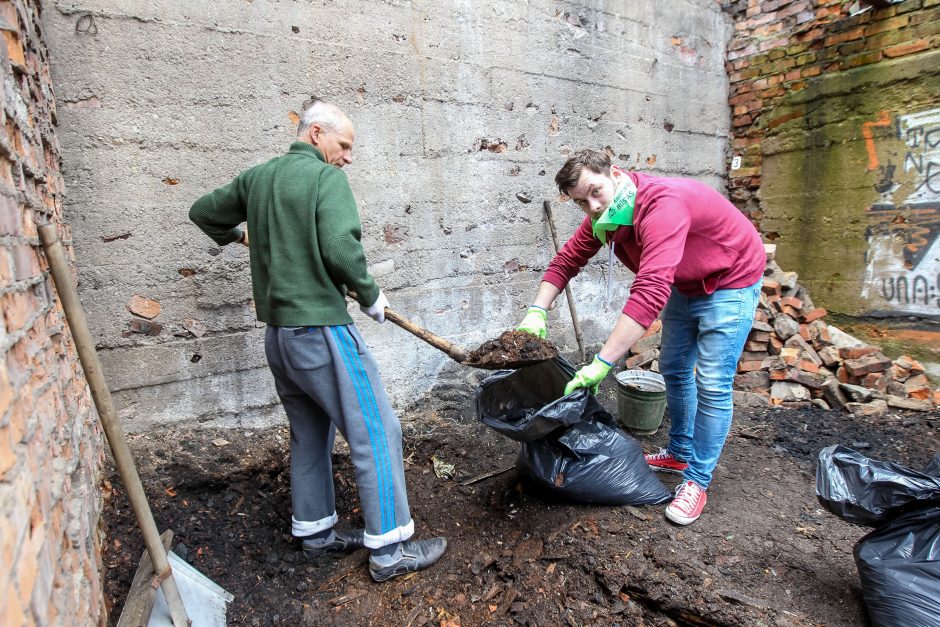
[615, 370, 666, 435]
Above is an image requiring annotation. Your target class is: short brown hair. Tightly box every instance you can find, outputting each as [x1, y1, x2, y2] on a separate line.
[555, 149, 612, 194]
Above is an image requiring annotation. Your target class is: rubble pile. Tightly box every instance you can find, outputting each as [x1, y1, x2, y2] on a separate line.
[624, 245, 938, 415]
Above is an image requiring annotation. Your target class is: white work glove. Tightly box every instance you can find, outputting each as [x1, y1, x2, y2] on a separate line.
[360, 290, 389, 323]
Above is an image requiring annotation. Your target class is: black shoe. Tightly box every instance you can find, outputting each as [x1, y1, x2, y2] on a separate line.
[368, 537, 448, 582]
[302, 528, 366, 560]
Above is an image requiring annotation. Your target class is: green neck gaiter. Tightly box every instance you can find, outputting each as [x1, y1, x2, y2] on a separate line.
[591, 173, 636, 244]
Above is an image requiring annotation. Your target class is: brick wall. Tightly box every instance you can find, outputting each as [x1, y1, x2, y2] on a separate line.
[724, 0, 940, 216]
[722, 0, 940, 317]
[0, 0, 104, 624]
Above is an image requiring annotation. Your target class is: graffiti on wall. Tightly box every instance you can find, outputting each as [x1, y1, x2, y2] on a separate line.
[861, 107, 940, 317]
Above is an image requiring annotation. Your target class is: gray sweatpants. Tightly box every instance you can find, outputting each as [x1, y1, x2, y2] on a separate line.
[264, 324, 414, 549]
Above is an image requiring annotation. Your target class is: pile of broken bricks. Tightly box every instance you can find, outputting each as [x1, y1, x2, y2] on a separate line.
[623, 244, 938, 416]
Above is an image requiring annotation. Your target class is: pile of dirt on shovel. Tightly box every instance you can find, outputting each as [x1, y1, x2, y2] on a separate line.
[465, 330, 558, 369]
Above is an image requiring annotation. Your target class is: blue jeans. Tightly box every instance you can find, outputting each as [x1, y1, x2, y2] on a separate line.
[658, 280, 761, 489]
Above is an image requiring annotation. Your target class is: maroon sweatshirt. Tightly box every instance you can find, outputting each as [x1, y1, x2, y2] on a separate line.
[542, 171, 765, 328]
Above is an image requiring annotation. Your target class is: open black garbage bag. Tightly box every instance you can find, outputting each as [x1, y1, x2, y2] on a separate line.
[518, 410, 672, 505]
[476, 357, 588, 443]
[476, 357, 670, 506]
[817, 445, 940, 627]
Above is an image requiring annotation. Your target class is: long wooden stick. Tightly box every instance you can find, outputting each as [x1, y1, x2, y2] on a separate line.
[348, 291, 468, 363]
[543, 201, 586, 362]
[459, 465, 515, 486]
[39, 224, 190, 627]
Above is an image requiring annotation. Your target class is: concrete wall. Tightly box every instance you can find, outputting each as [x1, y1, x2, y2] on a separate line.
[43, 0, 734, 431]
[0, 0, 104, 623]
[724, 0, 940, 318]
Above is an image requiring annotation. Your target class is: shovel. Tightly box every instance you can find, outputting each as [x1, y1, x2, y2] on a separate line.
[347, 291, 555, 370]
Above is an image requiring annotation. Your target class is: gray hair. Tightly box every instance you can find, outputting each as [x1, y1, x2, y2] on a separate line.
[297, 98, 347, 136]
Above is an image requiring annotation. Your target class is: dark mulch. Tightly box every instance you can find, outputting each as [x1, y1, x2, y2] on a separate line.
[101, 376, 938, 626]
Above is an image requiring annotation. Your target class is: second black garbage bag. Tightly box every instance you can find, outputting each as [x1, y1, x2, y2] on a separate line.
[476, 357, 671, 506]
[817, 445, 940, 627]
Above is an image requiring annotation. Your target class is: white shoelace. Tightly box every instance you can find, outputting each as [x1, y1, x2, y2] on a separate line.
[672, 482, 703, 513]
[648, 448, 671, 461]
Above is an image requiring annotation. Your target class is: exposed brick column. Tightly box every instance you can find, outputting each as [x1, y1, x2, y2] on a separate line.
[722, 0, 940, 226]
[0, 0, 104, 624]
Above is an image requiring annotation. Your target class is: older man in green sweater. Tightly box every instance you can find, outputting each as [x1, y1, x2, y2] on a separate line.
[189, 98, 446, 582]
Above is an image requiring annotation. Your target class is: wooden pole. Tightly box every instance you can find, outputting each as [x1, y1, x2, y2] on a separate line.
[543, 201, 586, 363]
[39, 224, 190, 627]
[347, 291, 468, 363]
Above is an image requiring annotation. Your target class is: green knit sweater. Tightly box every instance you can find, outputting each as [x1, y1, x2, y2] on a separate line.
[189, 142, 379, 326]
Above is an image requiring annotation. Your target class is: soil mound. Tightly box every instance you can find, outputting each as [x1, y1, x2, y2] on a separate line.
[465, 330, 558, 369]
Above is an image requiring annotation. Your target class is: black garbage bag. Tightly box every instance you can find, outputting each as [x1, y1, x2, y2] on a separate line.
[816, 445, 940, 526]
[476, 356, 670, 505]
[518, 409, 671, 506]
[817, 446, 940, 627]
[476, 357, 588, 443]
[854, 504, 940, 627]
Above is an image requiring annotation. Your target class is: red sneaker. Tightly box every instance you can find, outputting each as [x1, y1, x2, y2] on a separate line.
[644, 448, 689, 473]
[665, 480, 707, 525]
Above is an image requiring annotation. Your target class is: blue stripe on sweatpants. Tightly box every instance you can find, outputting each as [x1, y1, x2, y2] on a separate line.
[336, 328, 397, 533]
[329, 326, 396, 533]
[329, 326, 393, 533]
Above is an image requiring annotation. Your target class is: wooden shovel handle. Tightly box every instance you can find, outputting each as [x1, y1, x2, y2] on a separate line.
[348, 291, 468, 363]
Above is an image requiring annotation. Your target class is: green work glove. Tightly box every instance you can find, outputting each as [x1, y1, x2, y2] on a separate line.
[564, 355, 614, 395]
[516, 305, 548, 339]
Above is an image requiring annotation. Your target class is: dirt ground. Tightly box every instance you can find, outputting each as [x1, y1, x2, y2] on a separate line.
[102, 377, 939, 626]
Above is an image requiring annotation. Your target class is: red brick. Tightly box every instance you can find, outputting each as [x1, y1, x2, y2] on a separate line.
[824, 27, 865, 47]
[800, 308, 827, 323]
[816, 4, 844, 19]
[762, 279, 781, 295]
[839, 346, 880, 360]
[744, 340, 769, 352]
[904, 374, 932, 399]
[1, 31, 25, 68]
[895, 355, 925, 374]
[738, 359, 767, 373]
[783, 305, 801, 318]
[798, 360, 820, 373]
[626, 349, 658, 370]
[836, 366, 850, 383]
[796, 26, 826, 41]
[2, 292, 32, 333]
[863, 372, 888, 392]
[865, 15, 908, 37]
[844, 352, 893, 376]
[884, 39, 931, 57]
[781, 347, 800, 365]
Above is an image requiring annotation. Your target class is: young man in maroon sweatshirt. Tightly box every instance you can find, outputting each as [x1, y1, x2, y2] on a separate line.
[516, 149, 765, 525]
